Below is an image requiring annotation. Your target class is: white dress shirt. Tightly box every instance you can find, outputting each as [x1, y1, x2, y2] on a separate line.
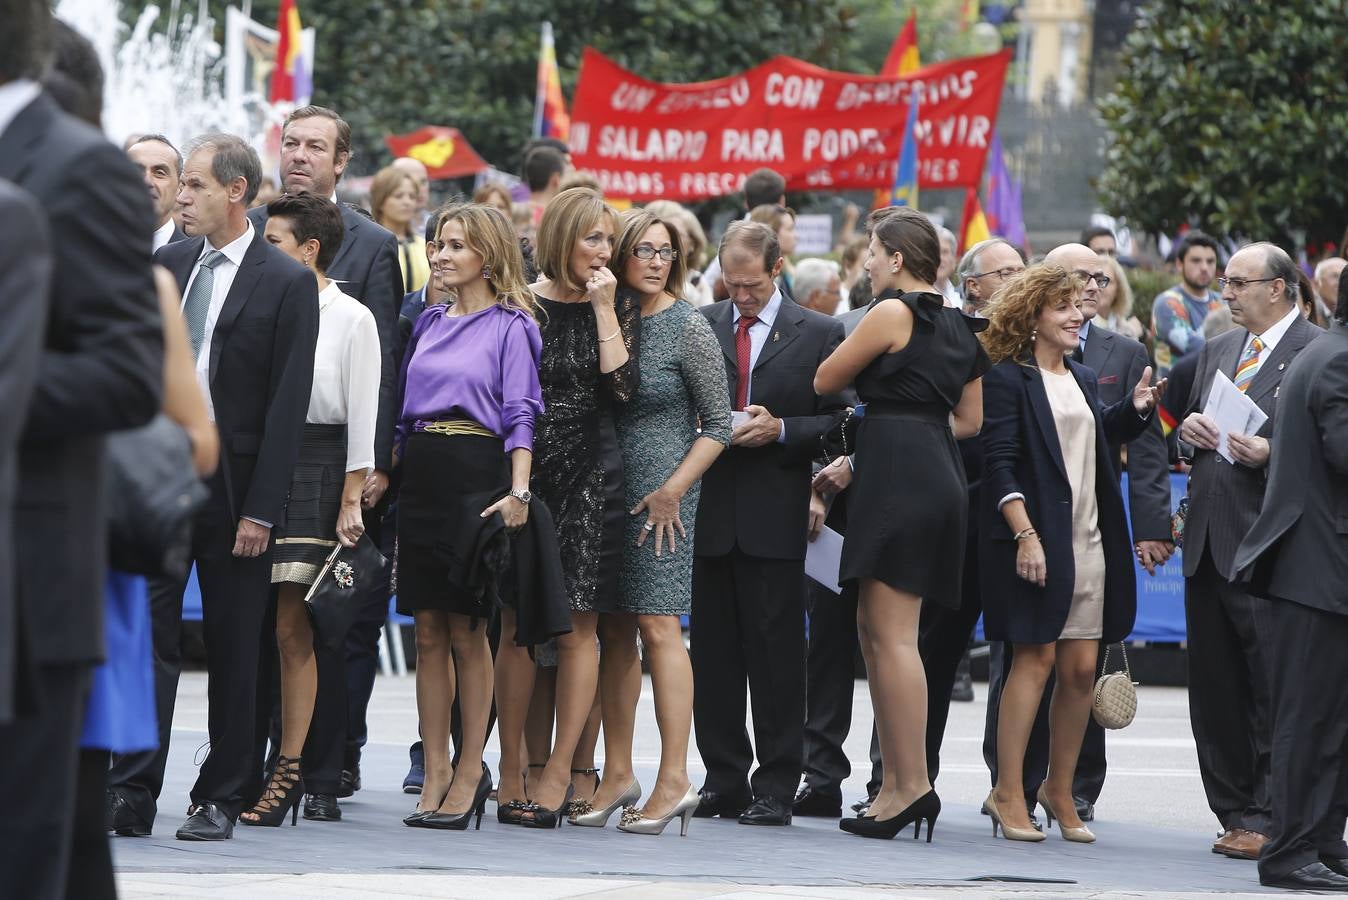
[0, 79, 40, 140]
[1240, 304, 1301, 368]
[310, 281, 381, 473]
[731, 289, 787, 442]
[152, 218, 177, 252]
[183, 221, 254, 423]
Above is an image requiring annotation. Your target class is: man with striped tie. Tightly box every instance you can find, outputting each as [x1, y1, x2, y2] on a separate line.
[1178, 242, 1319, 862]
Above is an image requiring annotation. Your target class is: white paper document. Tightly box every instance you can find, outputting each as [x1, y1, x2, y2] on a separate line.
[805, 525, 845, 595]
[1203, 369, 1270, 463]
[731, 410, 752, 430]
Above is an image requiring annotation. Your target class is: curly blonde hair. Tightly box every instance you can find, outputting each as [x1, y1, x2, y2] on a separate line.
[980, 264, 1081, 365]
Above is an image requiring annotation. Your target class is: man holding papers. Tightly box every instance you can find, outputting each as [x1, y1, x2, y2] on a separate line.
[1176, 242, 1319, 861]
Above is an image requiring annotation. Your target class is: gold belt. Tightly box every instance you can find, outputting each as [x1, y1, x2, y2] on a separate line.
[418, 418, 494, 439]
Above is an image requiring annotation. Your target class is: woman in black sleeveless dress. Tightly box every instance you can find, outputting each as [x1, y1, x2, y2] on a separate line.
[815, 207, 989, 841]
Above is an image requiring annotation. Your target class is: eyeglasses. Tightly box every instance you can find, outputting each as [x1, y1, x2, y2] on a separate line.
[1072, 270, 1112, 289]
[633, 244, 678, 261]
[971, 266, 1025, 282]
[1217, 276, 1277, 291]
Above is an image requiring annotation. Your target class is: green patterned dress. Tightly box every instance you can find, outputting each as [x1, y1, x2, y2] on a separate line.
[615, 299, 732, 615]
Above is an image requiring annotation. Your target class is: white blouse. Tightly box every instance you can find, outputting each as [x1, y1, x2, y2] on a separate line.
[310, 281, 380, 473]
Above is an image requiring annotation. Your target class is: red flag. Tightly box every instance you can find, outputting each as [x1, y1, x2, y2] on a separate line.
[958, 187, 991, 255]
[384, 127, 490, 180]
[880, 12, 921, 78]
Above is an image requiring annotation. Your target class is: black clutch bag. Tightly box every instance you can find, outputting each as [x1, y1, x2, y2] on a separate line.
[303, 533, 389, 651]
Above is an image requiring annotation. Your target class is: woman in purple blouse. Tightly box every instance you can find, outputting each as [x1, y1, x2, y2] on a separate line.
[395, 204, 543, 830]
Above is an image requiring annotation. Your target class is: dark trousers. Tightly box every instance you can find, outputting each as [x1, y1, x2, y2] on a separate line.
[919, 538, 984, 785]
[801, 580, 858, 802]
[983, 641, 1108, 809]
[1252, 596, 1348, 881]
[65, 749, 116, 900]
[1185, 548, 1273, 834]
[110, 479, 273, 822]
[0, 662, 89, 900]
[692, 548, 806, 802]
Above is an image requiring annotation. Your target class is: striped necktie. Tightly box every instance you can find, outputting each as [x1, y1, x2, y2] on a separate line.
[183, 250, 226, 360]
[1233, 336, 1264, 393]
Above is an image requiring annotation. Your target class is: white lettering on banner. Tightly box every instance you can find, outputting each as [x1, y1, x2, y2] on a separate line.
[764, 73, 824, 110]
[834, 70, 980, 112]
[802, 128, 883, 162]
[721, 129, 786, 163]
[655, 78, 752, 114]
[930, 115, 991, 149]
[570, 122, 591, 154]
[611, 82, 656, 112]
[678, 171, 745, 197]
[597, 126, 708, 162]
[587, 169, 666, 196]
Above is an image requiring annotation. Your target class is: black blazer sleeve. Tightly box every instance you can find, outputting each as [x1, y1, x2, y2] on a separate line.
[241, 266, 320, 525]
[23, 140, 162, 438]
[1318, 350, 1348, 478]
[363, 229, 402, 471]
[781, 316, 848, 462]
[980, 361, 1025, 520]
[1120, 341, 1173, 541]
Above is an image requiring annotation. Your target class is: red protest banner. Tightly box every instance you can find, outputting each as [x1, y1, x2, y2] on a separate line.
[384, 126, 489, 180]
[569, 48, 1011, 202]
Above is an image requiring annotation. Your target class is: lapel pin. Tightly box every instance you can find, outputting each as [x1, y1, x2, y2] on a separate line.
[773, 332, 780, 342]
[1278, 362, 1285, 371]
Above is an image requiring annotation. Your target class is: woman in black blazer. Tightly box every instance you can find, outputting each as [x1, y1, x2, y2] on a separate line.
[978, 265, 1163, 843]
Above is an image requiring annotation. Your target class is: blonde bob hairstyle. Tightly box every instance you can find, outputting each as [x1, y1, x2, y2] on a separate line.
[534, 187, 618, 296]
[1104, 255, 1135, 320]
[609, 208, 688, 300]
[368, 165, 418, 233]
[435, 202, 539, 321]
[979, 263, 1082, 365]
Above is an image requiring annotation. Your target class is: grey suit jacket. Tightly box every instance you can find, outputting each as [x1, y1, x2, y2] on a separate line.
[0, 181, 51, 721]
[1181, 314, 1320, 577]
[1083, 323, 1172, 542]
[1234, 322, 1348, 614]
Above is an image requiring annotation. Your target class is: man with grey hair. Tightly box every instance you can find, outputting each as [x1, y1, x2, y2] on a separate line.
[692, 220, 847, 826]
[108, 132, 320, 842]
[1178, 240, 1319, 862]
[1314, 256, 1345, 315]
[936, 226, 961, 306]
[957, 237, 1024, 314]
[792, 257, 843, 316]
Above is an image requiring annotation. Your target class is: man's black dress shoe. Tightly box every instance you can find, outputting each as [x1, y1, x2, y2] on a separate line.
[738, 795, 792, 826]
[693, 788, 750, 819]
[792, 786, 842, 818]
[852, 793, 877, 814]
[1322, 857, 1348, 878]
[175, 803, 234, 841]
[339, 766, 360, 799]
[1073, 796, 1094, 822]
[303, 793, 342, 821]
[107, 792, 152, 837]
[1261, 861, 1348, 891]
[402, 741, 424, 795]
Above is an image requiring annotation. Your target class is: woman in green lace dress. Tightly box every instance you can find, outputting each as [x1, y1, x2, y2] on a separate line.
[572, 209, 731, 835]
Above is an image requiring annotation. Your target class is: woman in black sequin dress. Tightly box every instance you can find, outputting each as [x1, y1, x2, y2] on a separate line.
[493, 188, 640, 828]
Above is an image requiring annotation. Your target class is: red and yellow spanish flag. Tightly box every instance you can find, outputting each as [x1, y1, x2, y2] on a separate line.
[958, 187, 991, 255]
[270, 0, 311, 105]
[533, 22, 570, 141]
[880, 12, 921, 78]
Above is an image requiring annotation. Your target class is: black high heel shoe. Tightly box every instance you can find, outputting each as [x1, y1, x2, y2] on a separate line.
[240, 756, 304, 827]
[839, 790, 941, 842]
[415, 767, 493, 831]
[520, 784, 574, 829]
[403, 786, 450, 826]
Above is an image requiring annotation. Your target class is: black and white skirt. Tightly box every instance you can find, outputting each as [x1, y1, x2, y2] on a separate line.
[272, 423, 348, 587]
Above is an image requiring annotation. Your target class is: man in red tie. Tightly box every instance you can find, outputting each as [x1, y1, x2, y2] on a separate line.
[690, 220, 848, 827]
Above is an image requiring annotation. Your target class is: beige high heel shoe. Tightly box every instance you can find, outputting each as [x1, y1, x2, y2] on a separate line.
[616, 785, 700, 836]
[984, 791, 1046, 842]
[1037, 787, 1096, 843]
[570, 779, 641, 827]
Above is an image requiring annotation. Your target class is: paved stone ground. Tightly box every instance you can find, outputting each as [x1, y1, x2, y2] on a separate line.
[114, 673, 1293, 897]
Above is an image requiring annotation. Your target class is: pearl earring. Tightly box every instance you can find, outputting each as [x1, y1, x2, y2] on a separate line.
[1031, 329, 1038, 341]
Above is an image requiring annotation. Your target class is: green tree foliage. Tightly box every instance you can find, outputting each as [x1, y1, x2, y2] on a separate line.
[1097, 0, 1348, 248]
[135, 0, 994, 178]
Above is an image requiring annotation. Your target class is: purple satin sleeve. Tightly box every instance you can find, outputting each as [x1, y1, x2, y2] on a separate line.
[500, 315, 544, 453]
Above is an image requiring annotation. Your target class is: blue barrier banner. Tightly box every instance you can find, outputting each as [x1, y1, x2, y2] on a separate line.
[1121, 471, 1187, 642]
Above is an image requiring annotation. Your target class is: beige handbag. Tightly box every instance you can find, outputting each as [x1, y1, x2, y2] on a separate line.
[1092, 643, 1138, 729]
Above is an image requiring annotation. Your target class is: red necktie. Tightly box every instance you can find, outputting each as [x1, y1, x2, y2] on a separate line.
[734, 315, 758, 411]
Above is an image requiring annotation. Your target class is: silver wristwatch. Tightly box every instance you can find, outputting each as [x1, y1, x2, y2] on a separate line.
[509, 488, 532, 504]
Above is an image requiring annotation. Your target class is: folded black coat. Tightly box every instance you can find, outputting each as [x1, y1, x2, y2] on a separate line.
[446, 489, 572, 647]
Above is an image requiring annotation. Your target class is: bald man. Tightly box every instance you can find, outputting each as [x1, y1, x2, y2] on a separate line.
[983, 243, 1173, 823]
[1315, 257, 1345, 314]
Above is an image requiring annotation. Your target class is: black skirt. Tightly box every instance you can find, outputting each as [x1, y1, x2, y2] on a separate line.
[272, 424, 348, 586]
[397, 430, 510, 616]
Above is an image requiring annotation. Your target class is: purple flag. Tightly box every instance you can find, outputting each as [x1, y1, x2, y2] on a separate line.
[985, 133, 1026, 249]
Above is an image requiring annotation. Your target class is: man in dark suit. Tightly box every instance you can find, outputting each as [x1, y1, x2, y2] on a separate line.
[247, 105, 401, 811]
[984, 242, 1178, 817]
[0, 180, 51, 726]
[691, 221, 848, 826]
[1178, 242, 1318, 861]
[127, 133, 187, 250]
[108, 133, 318, 841]
[0, 4, 163, 889]
[1233, 286, 1348, 893]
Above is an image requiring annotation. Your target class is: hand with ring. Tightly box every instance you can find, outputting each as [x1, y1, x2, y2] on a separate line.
[631, 483, 684, 556]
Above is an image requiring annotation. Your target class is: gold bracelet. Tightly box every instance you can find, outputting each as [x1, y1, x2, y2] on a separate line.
[1014, 527, 1038, 542]
[598, 329, 621, 343]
